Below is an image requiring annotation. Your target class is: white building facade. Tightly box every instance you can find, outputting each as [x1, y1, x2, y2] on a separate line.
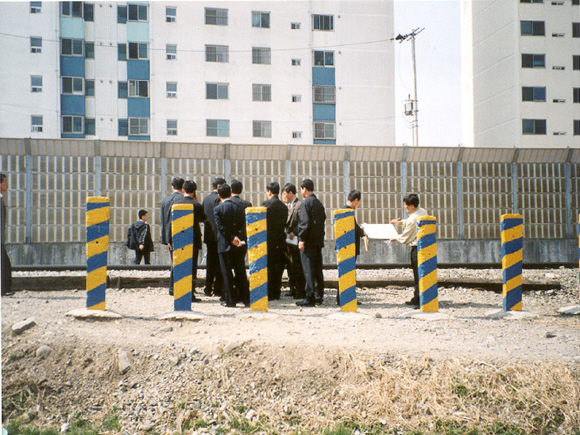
[0, 1, 395, 146]
[461, 0, 580, 148]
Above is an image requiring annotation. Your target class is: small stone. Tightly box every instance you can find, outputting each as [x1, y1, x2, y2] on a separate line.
[375, 313, 382, 318]
[118, 349, 131, 374]
[245, 409, 256, 421]
[169, 356, 180, 366]
[36, 345, 53, 359]
[12, 318, 37, 335]
[61, 423, 70, 433]
[546, 332, 557, 338]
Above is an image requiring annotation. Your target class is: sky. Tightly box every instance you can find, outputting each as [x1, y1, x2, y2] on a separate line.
[394, 0, 462, 147]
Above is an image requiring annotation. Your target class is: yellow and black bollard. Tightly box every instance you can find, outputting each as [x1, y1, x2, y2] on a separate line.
[171, 203, 194, 311]
[501, 213, 523, 311]
[246, 207, 268, 311]
[417, 216, 438, 312]
[86, 196, 110, 310]
[333, 209, 357, 312]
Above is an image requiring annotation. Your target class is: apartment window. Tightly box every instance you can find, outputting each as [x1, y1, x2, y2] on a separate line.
[252, 11, 270, 28]
[314, 86, 336, 103]
[574, 88, 580, 103]
[522, 53, 545, 68]
[85, 42, 94, 59]
[574, 120, 580, 135]
[128, 4, 148, 22]
[166, 6, 176, 22]
[31, 76, 42, 93]
[167, 120, 177, 136]
[252, 84, 271, 102]
[253, 121, 272, 138]
[84, 3, 93, 21]
[30, 1, 41, 13]
[118, 44, 127, 61]
[522, 119, 546, 134]
[314, 50, 334, 66]
[206, 83, 228, 100]
[117, 5, 127, 23]
[574, 0, 579, 5]
[313, 14, 333, 31]
[574, 55, 580, 71]
[85, 79, 95, 96]
[205, 8, 228, 25]
[314, 122, 336, 139]
[292, 132, 302, 139]
[85, 118, 95, 135]
[129, 80, 148, 98]
[118, 119, 128, 136]
[166, 44, 177, 60]
[292, 95, 301, 102]
[61, 1, 83, 17]
[573, 23, 580, 38]
[291, 23, 301, 29]
[118, 81, 128, 98]
[206, 119, 229, 137]
[206, 45, 228, 62]
[30, 37, 42, 53]
[166, 82, 177, 98]
[62, 76, 84, 95]
[521, 20, 545, 36]
[31, 115, 43, 132]
[252, 47, 271, 65]
[522, 86, 546, 102]
[129, 118, 149, 135]
[128, 42, 148, 59]
[292, 59, 301, 66]
[62, 115, 84, 133]
[62, 38, 83, 56]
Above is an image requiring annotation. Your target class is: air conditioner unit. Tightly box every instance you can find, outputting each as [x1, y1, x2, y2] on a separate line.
[167, 92, 177, 98]
[553, 132, 566, 136]
[552, 33, 565, 37]
[166, 53, 176, 60]
[167, 130, 177, 135]
[166, 16, 175, 23]
[552, 99, 566, 103]
[30, 6, 41, 13]
[552, 66, 565, 70]
[31, 87, 42, 93]
[31, 47, 41, 53]
[31, 126, 43, 132]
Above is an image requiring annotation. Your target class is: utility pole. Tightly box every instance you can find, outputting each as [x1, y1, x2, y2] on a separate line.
[394, 28, 424, 147]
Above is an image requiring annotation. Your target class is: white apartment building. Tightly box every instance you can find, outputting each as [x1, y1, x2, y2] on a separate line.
[461, 0, 580, 148]
[0, 1, 395, 146]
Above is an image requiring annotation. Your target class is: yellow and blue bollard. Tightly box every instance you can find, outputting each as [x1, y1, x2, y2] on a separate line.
[333, 209, 357, 312]
[417, 216, 438, 312]
[246, 207, 268, 311]
[171, 203, 194, 311]
[86, 196, 110, 310]
[501, 213, 523, 311]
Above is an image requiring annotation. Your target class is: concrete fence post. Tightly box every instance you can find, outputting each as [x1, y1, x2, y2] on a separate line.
[171, 203, 194, 311]
[501, 213, 523, 311]
[24, 138, 32, 244]
[246, 207, 268, 311]
[86, 196, 110, 310]
[333, 209, 357, 312]
[417, 216, 438, 312]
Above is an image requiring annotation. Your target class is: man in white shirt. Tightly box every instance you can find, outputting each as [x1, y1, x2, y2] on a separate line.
[390, 193, 427, 307]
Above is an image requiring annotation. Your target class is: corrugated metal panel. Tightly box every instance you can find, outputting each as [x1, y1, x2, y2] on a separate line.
[516, 148, 569, 163]
[292, 145, 345, 161]
[350, 146, 404, 162]
[230, 144, 287, 161]
[461, 147, 516, 163]
[1, 139, 26, 156]
[406, 147, 461, 162]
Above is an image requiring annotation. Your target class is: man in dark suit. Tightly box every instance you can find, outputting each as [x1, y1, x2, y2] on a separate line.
[230, 179, 252, 210]
[202, 177, 226, 297]
[261, 182, 288, 300]
[296, 179, 327, 307]
[214, 184, 250, 308]
[337, 189, 367, 305]
[283, 183, 305, 299]
[1, 173, 12, 296]
[160, 177, 184, 296]
[176, 180, 206, 303]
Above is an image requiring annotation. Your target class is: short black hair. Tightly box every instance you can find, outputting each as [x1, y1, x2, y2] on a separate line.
[171, 177, 185, 190]
[348, 189, 361, 202]
[0, 173, 6, 183]
[266, 181, 280, 195]
[217, 183, 231, 199]
[213, 177, 226, 190]
[231, 179, 243, 195]
[300, 179, 314, 192]
[403, 193, 419, 208]
[138, 209, 148, 219]
[183, 180, 197, 194]
[283, 183, 296, 195]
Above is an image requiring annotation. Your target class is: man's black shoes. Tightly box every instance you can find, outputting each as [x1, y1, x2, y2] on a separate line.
[296, 299, 315, 307]
[405, 297, 420, 308]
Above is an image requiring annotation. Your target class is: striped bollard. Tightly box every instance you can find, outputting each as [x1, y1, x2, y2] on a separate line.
[246, 207, 268, 311]
[333, 209, 357, 312]
[417, 216, 438, 312]
[171, 203, 194, 311]
[86, 197, 110, 310]
[501, 213, 523, 311]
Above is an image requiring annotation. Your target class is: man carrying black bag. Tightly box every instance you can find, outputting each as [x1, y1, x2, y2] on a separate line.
[127, 209, 154, 265]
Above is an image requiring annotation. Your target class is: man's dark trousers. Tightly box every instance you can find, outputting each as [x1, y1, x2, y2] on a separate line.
[300, 246, 324, 304]
[411, 246, 419, 300]
[219, 246, 249, 307]
[268, 242, 285, 300]
[205, 241, 223, 296]
[286, 243, 305, 298]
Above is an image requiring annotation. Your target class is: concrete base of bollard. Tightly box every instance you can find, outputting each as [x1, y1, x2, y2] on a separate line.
[238, 312, 281, 321]
[558, 305, 580, 315]
[327, 312, 372, 321]
[400, 311, 451, 321]
[485, 309, 537, 320]
[158, 311, 205, 321]
[65, 308, 123, 319]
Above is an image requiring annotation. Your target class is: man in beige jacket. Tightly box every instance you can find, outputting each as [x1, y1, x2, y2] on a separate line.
[390, 193, 427, 307]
